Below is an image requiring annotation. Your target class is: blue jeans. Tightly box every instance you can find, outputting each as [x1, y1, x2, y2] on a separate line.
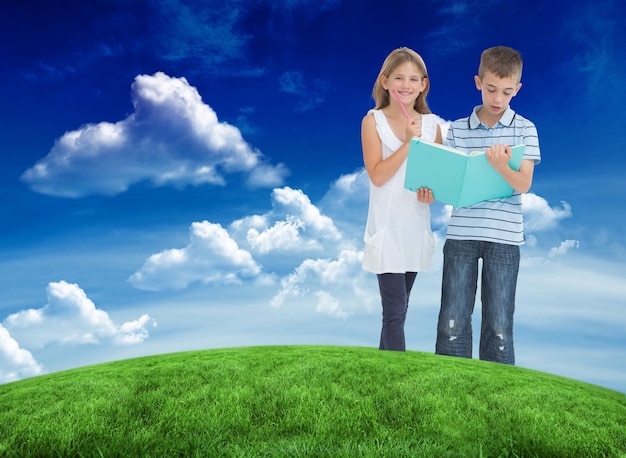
[377, 272, 417, 351]
[436, 240, 519, 365]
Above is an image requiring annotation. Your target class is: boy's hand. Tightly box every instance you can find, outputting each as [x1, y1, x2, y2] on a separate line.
[417, 187, 434, 204]
[486, 144, 512, 172]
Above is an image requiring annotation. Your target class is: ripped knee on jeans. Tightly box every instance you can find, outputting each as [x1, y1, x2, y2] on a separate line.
[496, 332, 505, 351]
[438, 319, 459, 341]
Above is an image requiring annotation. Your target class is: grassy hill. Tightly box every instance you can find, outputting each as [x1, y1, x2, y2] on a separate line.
[1, 345, 624, 457]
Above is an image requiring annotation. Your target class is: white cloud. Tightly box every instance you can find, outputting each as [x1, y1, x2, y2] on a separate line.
[129, 187, 350, 292]
[318, 169, 370, 231]
[314, 291, 350, 319]
[432, 203, 453, 229]
[129, 221, 263, 291]
[3, 281, 156, 349]
[522, 193, 572, 231]
[270, 249, 377, 318]
[0, 324, 44, 384]
[326, 170, 370, 200]
[548, 239, 580, 258]
[21, 72, 288, 198]
[116, 314, 157, 345]
[248, 163, 291, 187]
[232, 186, 346, 256]
[247, 215, 306, 254]
[273, 187, 339, 234]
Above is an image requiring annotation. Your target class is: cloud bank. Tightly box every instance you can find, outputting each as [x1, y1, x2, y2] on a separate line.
[0, 324, 44, 384]
[130, 186, 352, 292]
[129, 221, 264, 291]
[21, 72, 288, 197]
[124, 172, 589, 329]
[2, 281, 157, 382]
[5, 168, 623, 390]
[4, 281, 156, 349]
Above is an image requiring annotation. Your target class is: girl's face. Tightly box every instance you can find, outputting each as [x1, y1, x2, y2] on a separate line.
[382, 61, 426, 105]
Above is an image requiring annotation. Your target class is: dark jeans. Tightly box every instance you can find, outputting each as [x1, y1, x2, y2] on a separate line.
[436, 239, 520, 365]
[377, 272, 417, 351]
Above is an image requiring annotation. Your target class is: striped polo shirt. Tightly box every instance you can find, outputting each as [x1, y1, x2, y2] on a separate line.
[446, 105, 541, 245]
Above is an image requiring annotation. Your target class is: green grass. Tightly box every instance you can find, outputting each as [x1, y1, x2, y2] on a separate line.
[0, 345, 624, 457]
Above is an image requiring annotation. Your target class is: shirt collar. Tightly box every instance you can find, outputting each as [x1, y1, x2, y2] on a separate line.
[469, 105, 516, 129]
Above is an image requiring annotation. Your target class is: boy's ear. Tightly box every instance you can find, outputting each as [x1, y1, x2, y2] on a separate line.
[513, 82, 522, 96]
[474, 75, 482, 90]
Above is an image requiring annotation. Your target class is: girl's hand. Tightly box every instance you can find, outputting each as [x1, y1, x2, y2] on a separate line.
[417, 187, 434, 204]
[404, 115, 422, 141]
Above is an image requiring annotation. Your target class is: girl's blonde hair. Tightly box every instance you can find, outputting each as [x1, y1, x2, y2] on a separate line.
[372, 47, 432, 114]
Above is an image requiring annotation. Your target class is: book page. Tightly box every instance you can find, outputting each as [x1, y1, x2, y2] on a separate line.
[458, 145, 525, 207]
[404, 139, 466, 206]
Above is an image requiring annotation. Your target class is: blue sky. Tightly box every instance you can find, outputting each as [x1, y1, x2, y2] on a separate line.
[1, 0, 625, 393]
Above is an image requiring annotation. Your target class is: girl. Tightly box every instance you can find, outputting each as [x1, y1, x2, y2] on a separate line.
[362, 47, 445, 351]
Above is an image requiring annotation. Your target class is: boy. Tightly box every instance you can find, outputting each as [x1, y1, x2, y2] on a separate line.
[435, 46, 541, 365]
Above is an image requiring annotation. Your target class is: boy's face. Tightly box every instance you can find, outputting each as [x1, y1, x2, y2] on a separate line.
[474, 71, 521, 122]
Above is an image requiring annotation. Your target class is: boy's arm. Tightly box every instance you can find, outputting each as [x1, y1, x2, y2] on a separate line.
[486, 144, 535, 193]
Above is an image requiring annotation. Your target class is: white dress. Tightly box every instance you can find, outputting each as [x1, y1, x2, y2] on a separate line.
[362, 110, 444, 274]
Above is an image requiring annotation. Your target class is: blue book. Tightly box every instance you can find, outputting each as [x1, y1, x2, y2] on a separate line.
[404, 139, 525, 208]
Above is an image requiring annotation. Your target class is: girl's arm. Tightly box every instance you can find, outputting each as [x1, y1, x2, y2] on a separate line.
[434, 124, 443, 144]
[361, 113, 417, 187]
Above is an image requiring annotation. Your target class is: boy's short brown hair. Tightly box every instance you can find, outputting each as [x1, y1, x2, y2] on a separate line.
[478, 46, 523, 82]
